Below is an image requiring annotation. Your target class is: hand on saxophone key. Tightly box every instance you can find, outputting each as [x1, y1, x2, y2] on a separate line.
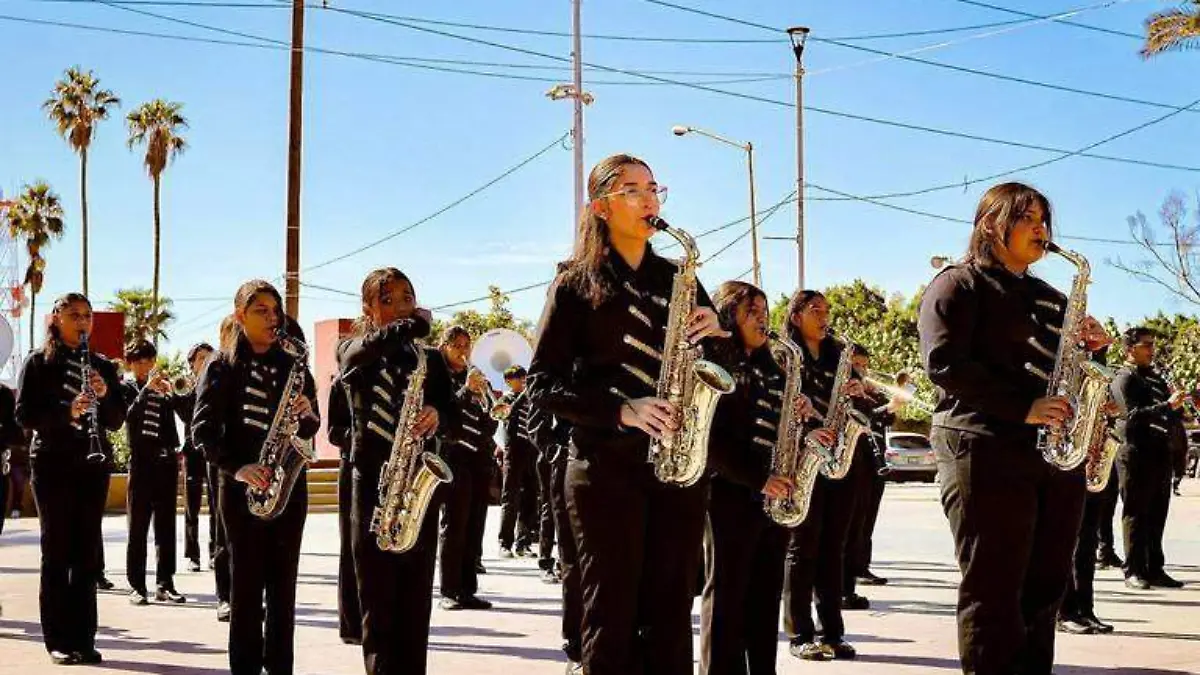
[685, 307, 731, 344]
[1077, 315, 1112, 352]
[291, 396, 316, 422]
[1168, 390, 1189, 410]
[842, 380, 867, 399]
[235, 463, 274, 491]
[806, 427, 836, 449]
[761, 475, 794, 499]
[1026, 396, 1072, 427]
[620, 397, 679, 440]
[792, 394, 815, 420]
[413, 405, 440, 438]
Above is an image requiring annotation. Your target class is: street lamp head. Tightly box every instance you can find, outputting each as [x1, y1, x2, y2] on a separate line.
[671, 125, 691, 137]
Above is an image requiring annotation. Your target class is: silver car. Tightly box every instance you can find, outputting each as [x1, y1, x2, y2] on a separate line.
[883, 432, 937, 483]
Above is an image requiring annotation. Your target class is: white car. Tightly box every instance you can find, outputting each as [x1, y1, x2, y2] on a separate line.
[882, 432, 937, 483]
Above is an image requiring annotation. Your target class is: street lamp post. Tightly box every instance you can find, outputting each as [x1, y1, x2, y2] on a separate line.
[671, 125, 761, 287]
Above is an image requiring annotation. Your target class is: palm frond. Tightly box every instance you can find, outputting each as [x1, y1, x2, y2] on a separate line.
[1142, 4, 1200, 58]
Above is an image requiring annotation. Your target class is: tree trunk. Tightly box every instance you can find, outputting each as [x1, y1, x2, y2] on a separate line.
[152, 174, 161, 346]
[80, 147, 90, 297]
[29, 291, 36, 347]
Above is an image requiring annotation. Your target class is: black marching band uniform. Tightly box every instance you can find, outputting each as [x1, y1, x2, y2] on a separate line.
[327, 371, 362, 644]
[843, 386, 894, 601]
[191, 332, 320, 675]
[16, 339, 125, 662]
[176, 383, 232, 614]
[498, 386, 539, 556]
[0, 384, 21, 536]
[120, 376, 183, 601]
[437, 353, 499, 609]
[700, 342, 791, 674]
[336, 316, 459, 674]
[1110, 362, 1184, 588]
[531, 411, 583, 663]
[781, 334, 858, 659]
[527, 245, 714, 675]
[919, 261, 1086, 675]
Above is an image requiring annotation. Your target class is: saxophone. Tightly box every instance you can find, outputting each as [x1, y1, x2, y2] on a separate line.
[646, 215, 736, 487]
[246, 332, 316, 520]
[370, 346, 454, 553]
[1028, 242, 1114, 471]
[816, 335, 870, 480]
[1084, 405, 1120, 493]
[763, 331, 823, 527]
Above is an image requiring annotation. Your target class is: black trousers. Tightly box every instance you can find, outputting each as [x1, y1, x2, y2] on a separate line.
[220, 473, 307, 675]
[566, 451, 707, 675]
[439, 445, 492, 599]
[209, 463, 231, 603]
[535, 452, 557, 569]
[183, 449, 217, 563]
[352, 462, 440, 675]
[0, 467, 8, 535]
[548, 447, 582, 661]
[499, 444, 538, 550]
[933, 428, 1086, 675]
[700, 483, 789, 675]
[1061, 490, 1104, 620]
[31, 460, 109, 654]
[783, 472, 856, 644]
[126, 459, 179, 592]
[1117, 448, 1173, 579]
[337, 458, 362, 642]
[1094, 466, 1120, 556]
[843, 444, 885, 596]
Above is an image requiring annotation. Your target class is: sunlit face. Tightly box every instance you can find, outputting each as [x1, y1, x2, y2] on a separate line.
[190, 347, 214, 376]
[995, 201, 1049, 269]
[593, 163, 662, 245]
[790, 296, 830, 343]
[442, 334, 472, 372]
[1128, 335, 1155, 367]
[367, 277, 415, 328]
[236, 292, 281, 347]
[735, 295, 769, 351]
[129, 358, 155, 382]
[55, 300, 93, 347]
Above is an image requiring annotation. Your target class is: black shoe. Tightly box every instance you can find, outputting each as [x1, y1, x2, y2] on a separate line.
[208, 558, 216, 571]
[49, 650, 79, 666]
[541, 568, 561, 584]
[857, 570, 888, 586]
[156, 587, 187, 604]
[340, 636, 362, 646]
[1057, 617, 1096, 634]
[498, 547, 514, 559]
[475, 561, 488, 574]
[843, 593, 870, 610]
[74, 649, 102, 664]
[458, 594, 493, 610]
[1149, 572, 1184, 589]
[822, 639, 856, 660]
[515, 546, 534, 558]
[788, 640, 831, 661]
[439, 596, 464, 611]
[1096, 550, 1123, 569]
[1124, 575, 1151, 590]
[1080, 615, 1114, 634]
[129, 589, 149, 606]
[216, 601, 231, 622]
[96, 576, 115, 591]
[187, 559, 201, 573]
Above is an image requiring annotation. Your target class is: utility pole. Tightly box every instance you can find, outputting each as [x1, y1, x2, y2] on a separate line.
[285, 0, 305, 319]
[547, 0, 592, 247]
[787, 26, 810, 290]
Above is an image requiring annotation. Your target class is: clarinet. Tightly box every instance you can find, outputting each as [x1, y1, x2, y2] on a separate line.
[79, 332, 107, 465]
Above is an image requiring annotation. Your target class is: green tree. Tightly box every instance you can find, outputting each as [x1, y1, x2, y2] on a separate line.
[44, 67, 120, 297]
[428, 285, 535, 344]
[1142, 1, 1200, 58]
[126, 99, 187, 313]
[108, 287, 175, 345]
[3, 182, 66, 345]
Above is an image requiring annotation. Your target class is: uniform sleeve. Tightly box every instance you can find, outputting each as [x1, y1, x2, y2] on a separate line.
[706, 386, 770, 491]
[526, 276, 624, 429]
[336, 317, 431, 376]
[425, 352, 461, 442]
[326, 375, 351, 450]
[918, 271, 1032, 423]
[297, 367, 321, 441]
[15, 354, 69, 437]
[94, 360, 127, 432]
[193, 358, 241, 477]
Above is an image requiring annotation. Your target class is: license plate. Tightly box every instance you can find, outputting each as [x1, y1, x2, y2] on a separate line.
[906, 456, 923, 465]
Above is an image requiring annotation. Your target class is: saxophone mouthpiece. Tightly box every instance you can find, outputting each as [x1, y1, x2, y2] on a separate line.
[1042, 240, 1061, 254]
[646, 215, 669, 231]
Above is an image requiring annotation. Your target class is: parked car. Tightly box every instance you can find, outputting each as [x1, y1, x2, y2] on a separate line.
[882, 431, 937, 483]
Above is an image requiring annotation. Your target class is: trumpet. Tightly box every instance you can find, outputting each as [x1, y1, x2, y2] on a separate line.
[862, 371, 934, 415]
[467, 367, 510, 420]
[172, 374, 195, 396]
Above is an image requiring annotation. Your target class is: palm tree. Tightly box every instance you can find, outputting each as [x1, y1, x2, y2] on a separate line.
[3, 182, 66, 345]
[109, 287, 175, 345]
[126, 99, 187, 313]
[1143, 0, 1200, 57]
[43, 67, 120, 297]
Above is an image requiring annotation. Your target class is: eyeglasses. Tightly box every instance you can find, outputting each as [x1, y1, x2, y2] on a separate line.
[598, 185, 669, 205]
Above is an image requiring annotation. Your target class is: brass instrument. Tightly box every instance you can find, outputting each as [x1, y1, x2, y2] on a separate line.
[371, 346, 454, 553]
[1084, 405, 1120, 493]
[1027, 242, 1114, 471]
[763, 330, 823, 527]
[862, 372, 934, 415]
[172, 374, 194, 396]
[246, 331, 316, 520]
[469, 329, 533, 420]
[646, 215, 736, 487]
[815, 335, 870, 480]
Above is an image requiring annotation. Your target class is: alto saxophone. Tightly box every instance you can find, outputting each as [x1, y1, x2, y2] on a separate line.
[371, 346, 454, 553]
[1084, 406, 1120, 493]
[247, 331, 316, 520]
[815, 335, 870, 480]
[764, 331, 823, 527]
[1028, 242, 1114, 471]
[646, 216, 736, 487]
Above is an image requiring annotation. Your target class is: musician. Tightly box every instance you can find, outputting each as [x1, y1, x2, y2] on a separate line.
[531, 401, 562, 584]
[526, 154, 727, 674]
[436, 325, 498, 611]
[1110, 327, 1186, 590]
[0, 383, 21, 535]
[336, 267, 458, 674]
[781, 290, 865, 661]
[700, 281, 831, 675]
[15, 292, 125, 665]
[181, 342, 216, 573]
[918, 182, 1111, 675]
[121, 339, 186, 605]
[192, 280, 319, 675]
[497, 365, 539, 559]
[532, 411, 582, 665]
[326, 370, 361, 645]
[1094, 474, 1123, 570]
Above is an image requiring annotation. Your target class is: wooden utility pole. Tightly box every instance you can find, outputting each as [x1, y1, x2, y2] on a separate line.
[285, 0, 305, 319]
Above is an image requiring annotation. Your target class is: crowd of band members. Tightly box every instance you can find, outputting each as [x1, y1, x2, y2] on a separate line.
[0, 158, 1192, 675]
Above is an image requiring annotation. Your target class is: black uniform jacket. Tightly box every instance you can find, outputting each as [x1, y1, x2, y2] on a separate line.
[708, 344, 786, 498]
[121, 379, 181, 466]
[1111, 365, 1182, 458]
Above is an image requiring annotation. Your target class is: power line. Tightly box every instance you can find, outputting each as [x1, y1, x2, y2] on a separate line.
[947, 0, 1144, 40]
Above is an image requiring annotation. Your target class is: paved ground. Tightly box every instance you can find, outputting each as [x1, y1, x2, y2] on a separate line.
[1, 481, 1198, 674]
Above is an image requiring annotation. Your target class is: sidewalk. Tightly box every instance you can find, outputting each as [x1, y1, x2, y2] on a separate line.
[1, 482, 1197, 674]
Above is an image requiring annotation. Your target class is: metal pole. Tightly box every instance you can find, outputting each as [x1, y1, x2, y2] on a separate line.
[284, 0, 305, 319]
[788, 27, 809, 290]
[746, 142, 761, 287]
[572, 0, 584, 228]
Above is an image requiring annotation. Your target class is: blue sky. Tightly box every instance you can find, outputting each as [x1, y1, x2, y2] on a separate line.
[1, 0, 1198, 361]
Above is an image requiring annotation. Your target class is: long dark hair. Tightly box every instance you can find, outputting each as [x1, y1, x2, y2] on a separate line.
[784, 289, 825, 345]
[44, 292, 91, 361]
[712, 281, 766, 355]
[559, 153, 653, 308]
[965, 182, 1053, 267]
[219, 280, 284, 360]
[352, 267, 413, 337]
